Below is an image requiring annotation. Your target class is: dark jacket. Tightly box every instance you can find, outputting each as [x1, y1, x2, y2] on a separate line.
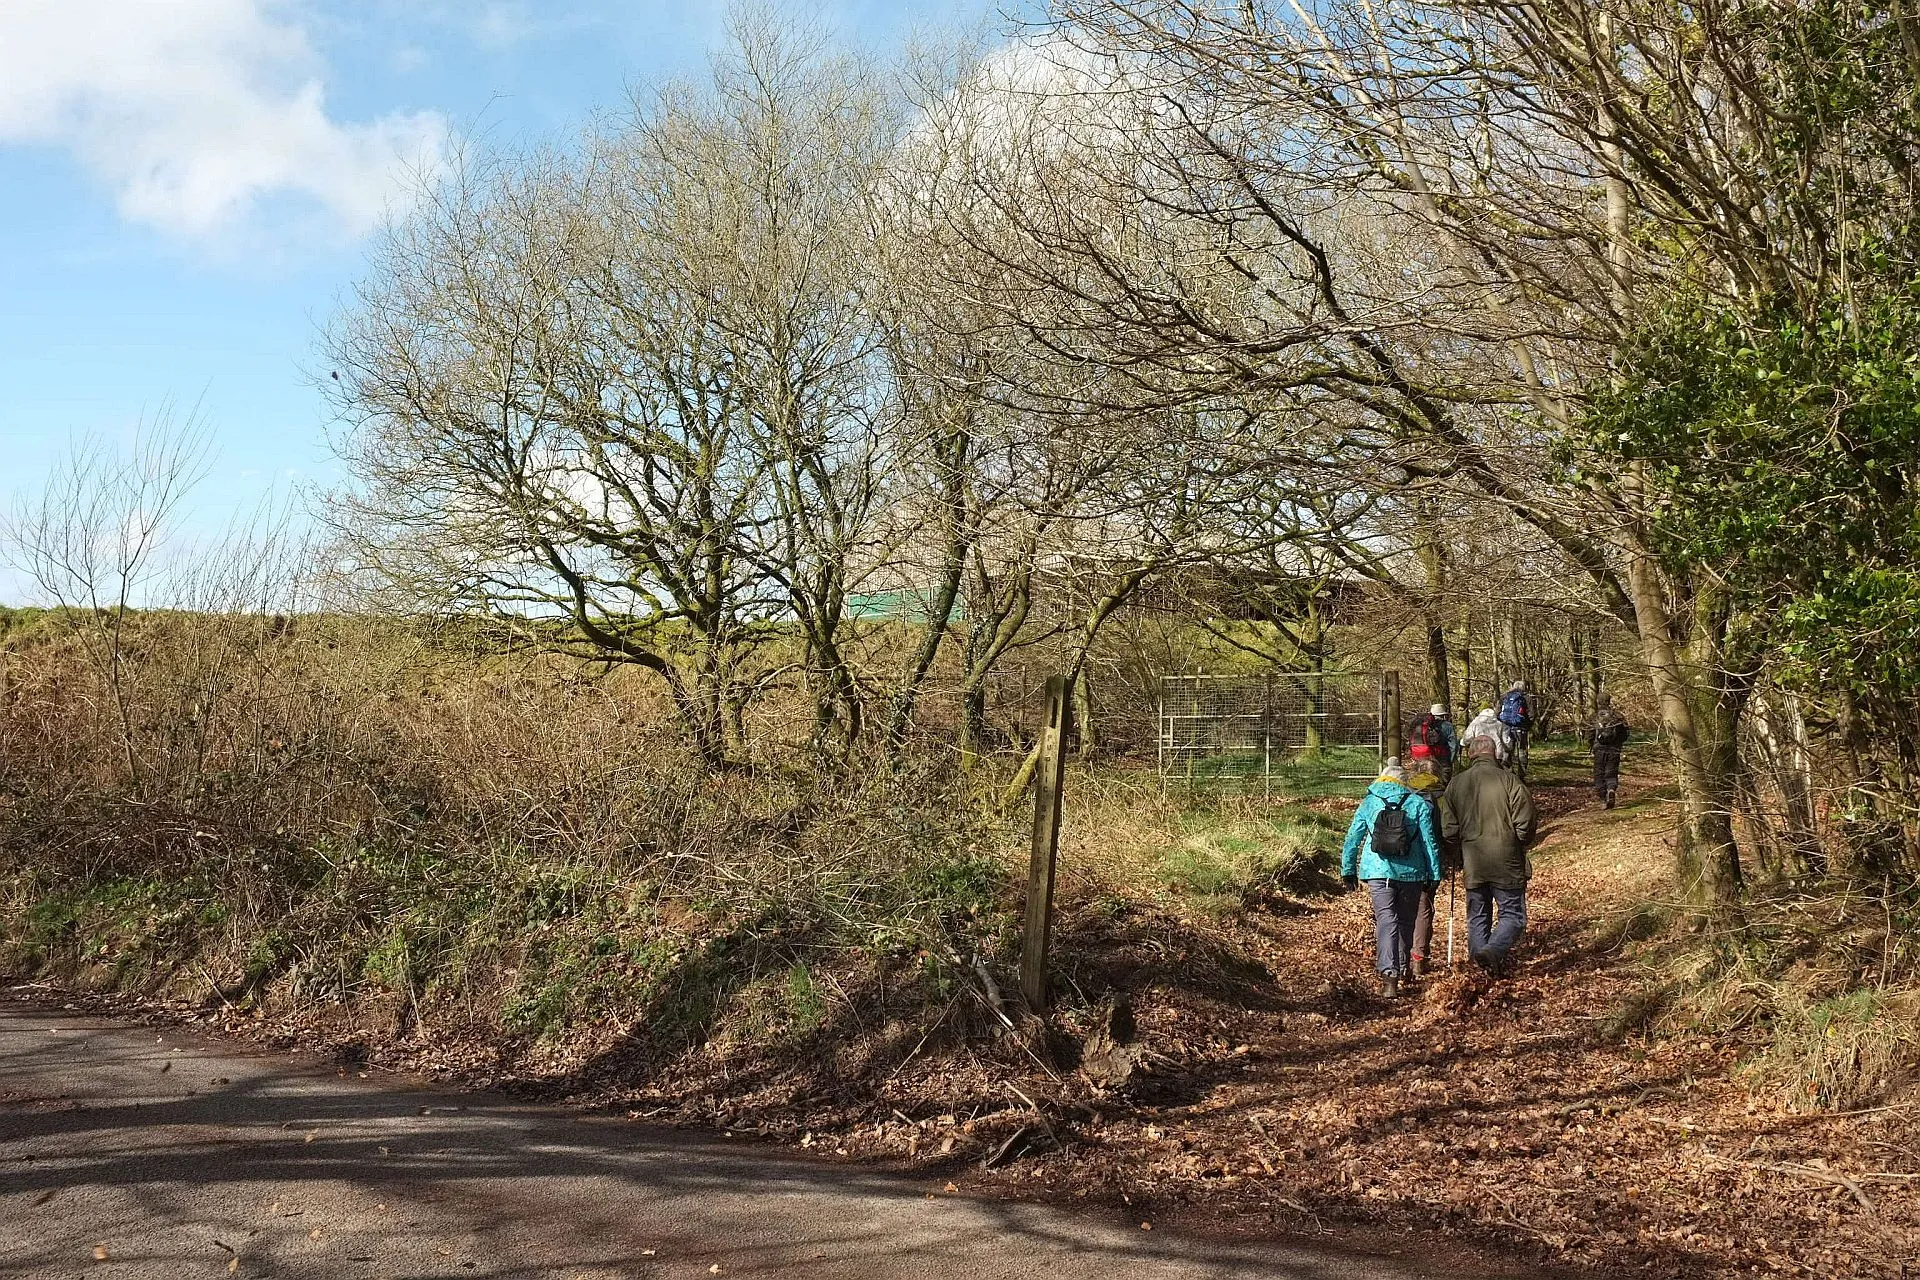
[1441, 758, 1538, 888]
[1592, 707, 1629, 749]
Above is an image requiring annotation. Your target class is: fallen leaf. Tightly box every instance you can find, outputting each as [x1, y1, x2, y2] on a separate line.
[92, 1245, 108, 1261]
[309, 1228, 322, 1240]
[943, 1183, 958, 1193]
[709, 1267, 723, 1275]
[303, 1132, 314, 1144]
[1140, 1222, 1152, 1231]
[228, 1259, 239, 1274]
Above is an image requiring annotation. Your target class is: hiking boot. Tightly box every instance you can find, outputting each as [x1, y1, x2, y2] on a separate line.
[1604, 788, 1618, 810]
[1412, 955, 1429, 978]
[1380, 973, 1400, 999]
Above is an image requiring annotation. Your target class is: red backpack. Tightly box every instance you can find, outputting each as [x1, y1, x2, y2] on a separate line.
[1409, 712, 1443, 760]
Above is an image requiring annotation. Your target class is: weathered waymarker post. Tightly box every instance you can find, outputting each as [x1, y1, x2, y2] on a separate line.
[1021, 675, 1072, 1013]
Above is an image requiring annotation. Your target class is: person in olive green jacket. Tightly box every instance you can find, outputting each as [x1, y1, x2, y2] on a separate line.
[1440, 736, 1539, 975]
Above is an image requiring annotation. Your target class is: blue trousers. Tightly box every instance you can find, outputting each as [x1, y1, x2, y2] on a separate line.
[1366, 879, 1426, 975]
[1466, 883, 1528, 965]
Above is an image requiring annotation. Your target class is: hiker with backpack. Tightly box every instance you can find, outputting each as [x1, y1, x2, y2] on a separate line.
[1441, 736, 1538, 977]
[1340, 759, 1444, 997]
[1497, 681, 1533, 778]
[1407, 703, 1458, 782]
[1590, 695, 1630, 808]
[1461, 706, 1511, 765]
[1404, 757, 1450, 976]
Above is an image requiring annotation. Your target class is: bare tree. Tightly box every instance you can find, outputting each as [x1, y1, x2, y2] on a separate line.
[2, 414, 210, 786]
[327, 13, 898, 766]
[2, 416, 312, 810]
[909, 4, 1795, 890]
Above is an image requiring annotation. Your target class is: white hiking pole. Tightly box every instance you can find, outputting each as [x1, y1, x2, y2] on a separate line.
[1446, 870, 1456, 969]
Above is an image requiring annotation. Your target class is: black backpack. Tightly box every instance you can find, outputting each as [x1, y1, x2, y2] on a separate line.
[1371, 795, 1410, 857]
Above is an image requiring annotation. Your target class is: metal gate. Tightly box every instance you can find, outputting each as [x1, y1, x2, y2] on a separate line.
[1156, 672, 1386, 794]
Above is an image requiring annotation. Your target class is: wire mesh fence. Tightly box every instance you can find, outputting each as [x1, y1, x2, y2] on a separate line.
[1157, 672, 1385, 794]
[909, 660, 1163, 759]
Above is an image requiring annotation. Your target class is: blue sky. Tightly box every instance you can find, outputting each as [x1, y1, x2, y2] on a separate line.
[0, 0, 1005, 602]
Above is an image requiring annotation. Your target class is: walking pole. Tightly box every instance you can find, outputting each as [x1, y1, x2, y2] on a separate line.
[1446, 869, 1456, 970]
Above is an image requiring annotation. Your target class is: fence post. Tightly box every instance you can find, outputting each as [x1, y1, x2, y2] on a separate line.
[1021, 674, 1072, 1013]
[1377, 673, 1389, 767]
[1156, 675, 1169, 798]
[1262, 673, 1274, 800]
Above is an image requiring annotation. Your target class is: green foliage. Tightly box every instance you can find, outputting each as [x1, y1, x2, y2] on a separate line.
[1156, 808, 1341, 909]
[906, 852, 1005, 919]
[1586, 285, 1920, 706]
[1260, 745, 1381, 801]
[1, 798, 1019, 1050]
[1631, 876, 1920, 1108]
[11, 876, 221, 976]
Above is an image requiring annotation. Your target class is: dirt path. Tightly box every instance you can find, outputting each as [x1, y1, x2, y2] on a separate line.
[0, 997, 1507, 1280]
[926, 772, 1916, 1279]
[5, 769, 1914, 1279]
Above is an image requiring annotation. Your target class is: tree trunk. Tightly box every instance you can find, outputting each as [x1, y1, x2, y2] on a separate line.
[959, 681, 989, 769]
[1625, 537, 1741, 899]
[1415, 504, 1451, 711]
[665, 670, 727, 772]
[1301, 599, 1325, 757]
[1457, 626, 1475, 720]
[1073, 669, 1097, 761]
[1751, 688, 1823, 875]
[1425, 620, 1451, 712]
[1586, 625, 1605, 714]
[885, 420, 971, 760]
[884, 552, 965, 758]
[1570, 624, 1590, 725]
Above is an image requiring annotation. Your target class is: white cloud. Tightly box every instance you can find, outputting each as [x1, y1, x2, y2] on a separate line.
[472, 2, 535, 50]
[0, 0, 448, 243]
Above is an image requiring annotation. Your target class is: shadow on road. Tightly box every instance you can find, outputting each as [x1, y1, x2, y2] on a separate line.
[0, 1001, 1476, 1280]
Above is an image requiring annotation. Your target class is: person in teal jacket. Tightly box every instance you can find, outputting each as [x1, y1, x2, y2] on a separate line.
[1340, 759, 1444, 997]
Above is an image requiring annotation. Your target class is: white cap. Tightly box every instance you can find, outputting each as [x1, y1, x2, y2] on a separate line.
[1430, 703, 1446, 716]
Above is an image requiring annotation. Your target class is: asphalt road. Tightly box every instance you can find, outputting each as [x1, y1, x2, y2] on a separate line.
[0, 998, 1480, 1280]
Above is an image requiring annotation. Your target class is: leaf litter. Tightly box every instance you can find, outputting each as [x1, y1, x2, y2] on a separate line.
[23, 773, 1918, 1279]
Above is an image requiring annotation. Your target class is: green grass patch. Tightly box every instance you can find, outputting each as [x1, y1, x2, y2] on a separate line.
[1153, 804, 1343, 910]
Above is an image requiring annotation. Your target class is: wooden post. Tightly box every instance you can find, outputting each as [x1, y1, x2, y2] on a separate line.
[1385, 669, 1403, 762]
[1262, 673, 1274, 801]
[1021, 674, 1072, 1013]
[1377, 673, 1389, 767]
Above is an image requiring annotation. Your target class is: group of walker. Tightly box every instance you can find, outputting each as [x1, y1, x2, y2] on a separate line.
[1339, 683, 1631, 997]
